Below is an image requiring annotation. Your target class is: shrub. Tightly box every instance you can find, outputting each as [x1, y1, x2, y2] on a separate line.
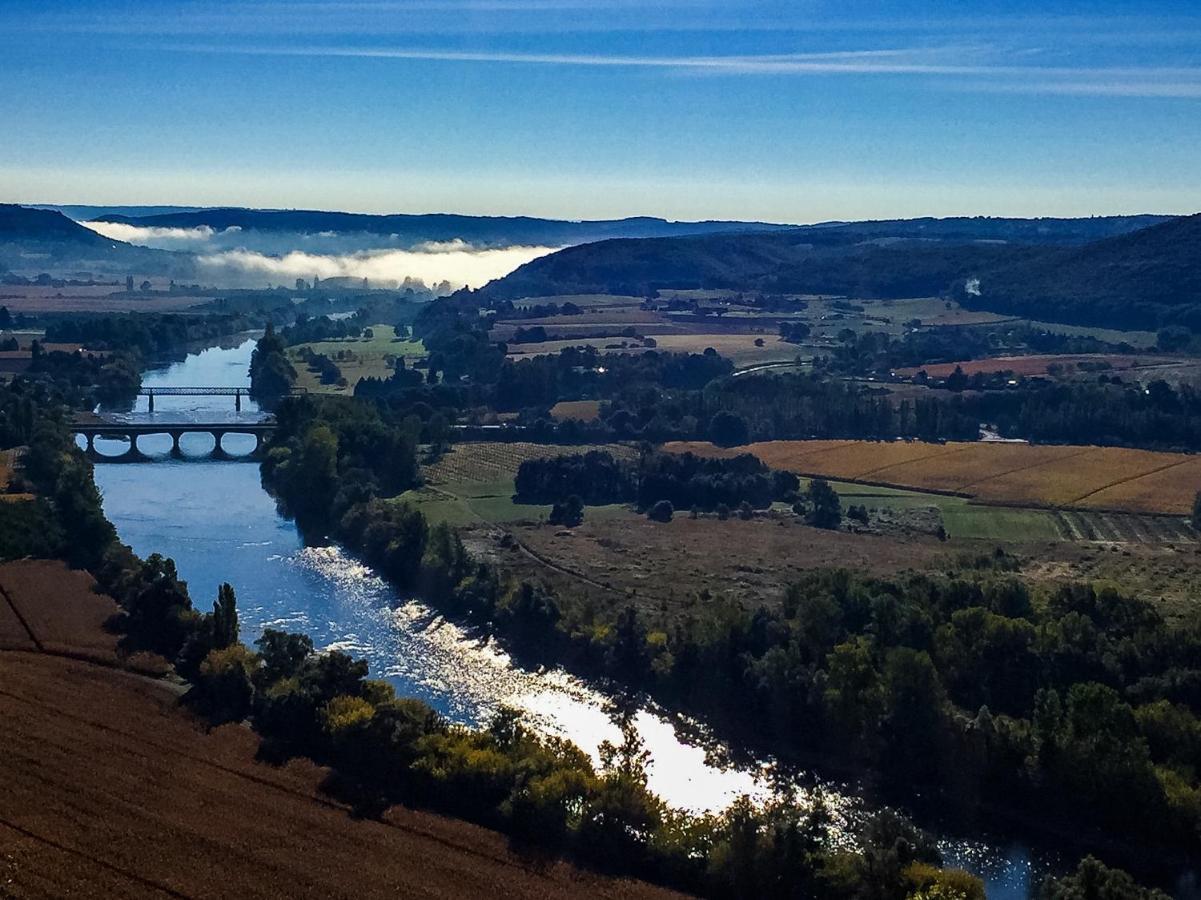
[647, 500, 673, 522]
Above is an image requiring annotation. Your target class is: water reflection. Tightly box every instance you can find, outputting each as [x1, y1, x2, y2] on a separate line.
[87, 340, 1050, 896]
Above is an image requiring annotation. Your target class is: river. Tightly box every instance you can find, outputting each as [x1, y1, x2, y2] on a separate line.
[87, 337, 1045, 899]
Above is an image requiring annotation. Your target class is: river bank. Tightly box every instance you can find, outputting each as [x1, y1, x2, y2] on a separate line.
[90, 338, 1073, 899]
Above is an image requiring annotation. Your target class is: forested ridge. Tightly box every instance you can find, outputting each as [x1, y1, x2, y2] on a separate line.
[465, 213, 1200, 332]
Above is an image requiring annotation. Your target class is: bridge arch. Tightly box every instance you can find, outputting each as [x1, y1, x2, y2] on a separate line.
[73, 421, 276, 463]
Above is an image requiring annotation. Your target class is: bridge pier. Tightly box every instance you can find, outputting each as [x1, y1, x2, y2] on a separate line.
[170, 432, 184, 459]
[211, 431, 230, 460]
[235, 390, 242, 412]
[147, 391, 154, 413]
[119, 433, 146, 463]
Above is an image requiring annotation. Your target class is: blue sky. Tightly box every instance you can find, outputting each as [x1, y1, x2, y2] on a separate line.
[1, 0, 1199, 222]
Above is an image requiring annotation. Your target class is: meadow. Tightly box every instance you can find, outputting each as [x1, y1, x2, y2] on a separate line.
[287, 324, 425, 394]
[407, 441, 638, 526]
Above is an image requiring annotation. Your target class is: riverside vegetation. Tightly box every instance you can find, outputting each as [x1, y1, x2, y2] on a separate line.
[0, 358, 1003, 899]
[3, 261, 1197, 896]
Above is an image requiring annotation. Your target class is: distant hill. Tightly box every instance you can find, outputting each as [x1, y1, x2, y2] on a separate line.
[802, 215, 1171, 246]
[92, 208, 798, 247]
[0, 204, 187, 275]
[470, 229, 1046, 302]
[39, 204, 206, 221]
[91, 208, 1168, 249]
[959, 213, 1201, 330]
[470, 213, 1200, 331]
[0, 204, 115, 246]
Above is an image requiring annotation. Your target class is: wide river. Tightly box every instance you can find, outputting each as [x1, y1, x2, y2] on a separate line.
[89, 337, 1046, 899]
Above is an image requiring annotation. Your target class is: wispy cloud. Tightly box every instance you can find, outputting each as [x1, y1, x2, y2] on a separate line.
[168, 42, 1201, 98]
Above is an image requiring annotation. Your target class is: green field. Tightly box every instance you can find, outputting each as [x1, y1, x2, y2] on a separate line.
[288, 324, 425, 394]
[808, 478, 1066, 541]
[399, 476, 629, 527]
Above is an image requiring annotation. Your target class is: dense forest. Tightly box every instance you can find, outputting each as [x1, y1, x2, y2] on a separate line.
[514, 449, 800, 512]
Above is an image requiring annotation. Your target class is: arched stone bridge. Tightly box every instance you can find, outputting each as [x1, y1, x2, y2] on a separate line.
[74, 422, 276, 463]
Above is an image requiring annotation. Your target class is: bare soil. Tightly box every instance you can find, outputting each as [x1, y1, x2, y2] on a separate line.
[0, 559, 681, 900]
[0, 654, 681, 900]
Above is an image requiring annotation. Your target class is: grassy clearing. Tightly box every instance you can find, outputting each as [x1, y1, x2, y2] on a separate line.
[414, 441, 638, 526]
[1017, 319, 1160, 349]
[813, 479, 1064, 542]
[288, 325, 425, 394]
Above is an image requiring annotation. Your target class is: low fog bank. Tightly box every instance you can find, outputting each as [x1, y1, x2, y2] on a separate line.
[83, 220, 557, 291]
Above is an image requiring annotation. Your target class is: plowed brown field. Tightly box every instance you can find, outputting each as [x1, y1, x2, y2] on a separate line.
[0, 561, 680, 900]
[666, 440, 1200, 515]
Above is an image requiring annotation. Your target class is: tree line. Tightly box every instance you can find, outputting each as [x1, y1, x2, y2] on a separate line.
[0, 379, 1005, 900]
[514, 449, 800, 513]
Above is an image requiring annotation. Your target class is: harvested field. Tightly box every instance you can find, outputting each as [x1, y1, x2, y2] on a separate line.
[550, 400, 602, 422]
[0, 560, 120, 661]
[423, 441, 636, 485]
[1074, 457, 1201, 515]
[666, 440, 1201, 515]
[894, 354, 1176, 379]
[506, 333, 799, 366]
[0, 653, 678, 900]
[0, 284, 213, 313]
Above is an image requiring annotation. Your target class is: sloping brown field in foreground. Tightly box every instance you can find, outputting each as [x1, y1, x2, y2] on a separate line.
[665, 440, 1201, 515]
[0, 560, 681, 900]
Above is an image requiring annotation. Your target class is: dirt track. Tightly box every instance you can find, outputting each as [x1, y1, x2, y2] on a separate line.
[0, 562, 682, 900]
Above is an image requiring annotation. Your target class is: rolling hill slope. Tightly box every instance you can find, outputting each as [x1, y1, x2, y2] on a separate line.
[471, 213, 1199, 331]
[961, 213, 1201, 329]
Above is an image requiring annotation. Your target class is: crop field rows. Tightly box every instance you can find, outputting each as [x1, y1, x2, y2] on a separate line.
[1051, 510, 1196, 544]
[668, 440, 1201, 516]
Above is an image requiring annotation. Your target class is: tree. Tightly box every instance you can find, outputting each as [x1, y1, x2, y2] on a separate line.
[647, 500, 673, 522]
[1041, 856, 1170, 900]
[548, 494, 584, 527]
[255, 629, 314, 686]
[708, 411, 749, 448]
[945, 365, 968, 392]
[213, 582, 239, 649]
[807, 479, 841, 529]
[196, 644, 257, 723]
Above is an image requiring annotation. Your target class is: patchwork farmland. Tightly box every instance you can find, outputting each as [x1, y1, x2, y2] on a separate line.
[666, 439, 1201, 519]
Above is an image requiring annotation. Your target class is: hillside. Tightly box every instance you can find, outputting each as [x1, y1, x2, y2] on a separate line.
[471, 213, 1199, 332]
[0, 204, 189, 276]
[805, 214, 1170, 245]
[960, 213, 1201, 330]
[94, 207, 797, 246]
[0, 204, 116, 246]
[470, 229, 1044, 301]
